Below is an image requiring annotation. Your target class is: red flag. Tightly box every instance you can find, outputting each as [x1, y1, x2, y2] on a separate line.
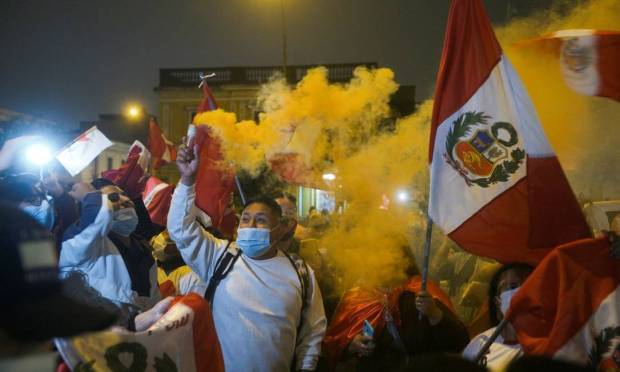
[522, 29, 620, 103]
[149, 117, 177, 169]
[197, 78, 218, 112]
[102, 141, 150, 199]
[143, 176, 175, 227]
[508, 237, 620, 369]
[193, 79, 236, 239]
[428, 0, 589, 264]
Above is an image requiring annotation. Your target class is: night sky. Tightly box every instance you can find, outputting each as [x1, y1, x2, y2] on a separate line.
[0, 0, 540, 128]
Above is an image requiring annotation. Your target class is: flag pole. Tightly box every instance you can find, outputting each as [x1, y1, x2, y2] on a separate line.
[235, 175, 247, 206]
[196, 72, 247, 208]
[419, 214, 433, 320]
[420, 214, 433, 290]
[474, 318, 510, 364]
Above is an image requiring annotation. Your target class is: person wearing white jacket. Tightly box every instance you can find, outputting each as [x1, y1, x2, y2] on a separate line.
[59, 181, 160, 325]
[168, 142, 327, 372]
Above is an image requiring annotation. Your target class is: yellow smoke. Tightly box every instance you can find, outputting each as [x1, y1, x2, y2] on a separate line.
[192, 0, 620, 300]
[193, 66, 398, 177]
[497, 0, 620, 200]
[321, 102, 432, 292]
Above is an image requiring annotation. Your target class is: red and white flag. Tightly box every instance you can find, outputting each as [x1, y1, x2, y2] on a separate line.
[56, 126, 113, 176]
[428, 0, 590, 264]
[143, 176, 175, 227]
[149, 117, 177, 169]
[193, 78, 236, 239]
[56, 294, 224, 372]
[101, 141, 151, 199]
[524, 29, 620, 102]
[507, 237, 620, 370]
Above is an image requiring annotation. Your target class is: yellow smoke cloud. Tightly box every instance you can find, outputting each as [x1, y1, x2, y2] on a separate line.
[191, 0, 620, 300]
[193, 66, 398, 177]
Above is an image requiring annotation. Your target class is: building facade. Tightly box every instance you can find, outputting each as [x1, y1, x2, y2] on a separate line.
[154, 63, 416, 214]
[153, 63, 418, 183]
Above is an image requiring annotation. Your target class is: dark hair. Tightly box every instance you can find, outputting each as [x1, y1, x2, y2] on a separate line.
[488, 263, 534, 326]
[308, 206, 316, 213]
[91, 178, 116, 190]
[273, 191, 297, 205]
[243, 196, 282, 220]
[0, 173, 42, 204]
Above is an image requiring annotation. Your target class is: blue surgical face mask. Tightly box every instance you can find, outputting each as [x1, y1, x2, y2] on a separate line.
[111, 208, 139, 237]
[236, 227, 273, 258]
[23, 197, 55, 231]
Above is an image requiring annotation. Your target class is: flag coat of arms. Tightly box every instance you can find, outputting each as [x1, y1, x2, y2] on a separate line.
[428, 0, 590, 264]
[507, 237, 620, 370]
[523, 29, 620, 102]
[56, 126, 113, 176]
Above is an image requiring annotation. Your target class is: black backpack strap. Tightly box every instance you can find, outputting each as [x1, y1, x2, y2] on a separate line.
[204, 242, 240, 304]
[281, 250, 311, 323]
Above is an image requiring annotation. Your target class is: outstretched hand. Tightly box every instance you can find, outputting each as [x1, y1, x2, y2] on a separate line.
[177, 137, 200, 186]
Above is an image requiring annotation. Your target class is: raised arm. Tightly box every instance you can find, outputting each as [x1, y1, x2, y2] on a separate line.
[167, 141, 228, 282]
[60, 188, 114, 267]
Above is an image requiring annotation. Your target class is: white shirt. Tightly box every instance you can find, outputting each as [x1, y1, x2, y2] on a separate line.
[59, 193, 159, 314]
[463, 327, 523, 371]
[168, 183, 327, 372]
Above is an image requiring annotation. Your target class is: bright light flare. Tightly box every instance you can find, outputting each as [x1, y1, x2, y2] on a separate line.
[126, 104, 143, 119]
[396, 190, 409, 203]
[322, 173, 336, 181]
[25, 144, 52, 166]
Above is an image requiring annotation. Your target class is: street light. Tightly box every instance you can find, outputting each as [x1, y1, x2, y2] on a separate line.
[125, 104, 143, 120]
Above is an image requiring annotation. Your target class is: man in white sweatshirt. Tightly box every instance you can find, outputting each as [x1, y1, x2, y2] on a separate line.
[168, 142, 326, 372]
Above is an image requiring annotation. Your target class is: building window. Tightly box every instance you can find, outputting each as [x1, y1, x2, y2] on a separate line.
[107, 157, 114, 170]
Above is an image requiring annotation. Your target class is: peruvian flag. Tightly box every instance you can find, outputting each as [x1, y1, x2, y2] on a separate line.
[143, 176, 175, 227]
[428, 0, 590, 264]
[56, 126, 113, 176]
[149, 117, 177, 169]
[524, 30, 620, 102]
[101, 141, 151, 199]
[56, 293, 224, 372]
[193, 78, 237, 239]
[507, 237, 620, 370]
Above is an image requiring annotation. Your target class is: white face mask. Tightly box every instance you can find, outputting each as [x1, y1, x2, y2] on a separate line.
[499, 287, 520, 316]
[111, 208, 138, 237]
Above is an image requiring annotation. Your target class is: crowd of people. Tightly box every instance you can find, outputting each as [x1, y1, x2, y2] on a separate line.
[0, 135, 614, 372]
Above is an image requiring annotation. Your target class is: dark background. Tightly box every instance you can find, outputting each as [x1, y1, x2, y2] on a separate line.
[0, 0, 551, 128]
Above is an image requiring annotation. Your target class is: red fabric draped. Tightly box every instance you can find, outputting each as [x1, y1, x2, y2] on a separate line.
[322, 276, 454, 367]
